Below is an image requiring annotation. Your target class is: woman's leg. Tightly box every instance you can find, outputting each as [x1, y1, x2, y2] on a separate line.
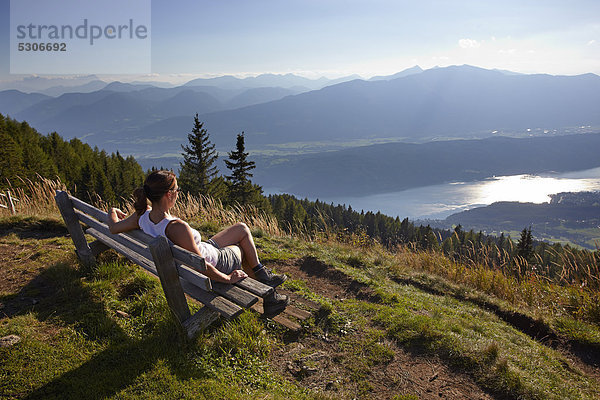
[210, 223, 260, 273]
[211, 222, 287, 286]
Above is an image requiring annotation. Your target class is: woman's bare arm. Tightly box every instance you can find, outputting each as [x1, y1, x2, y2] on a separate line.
[107, 208, 141, 234]
[166, 220, 247, 283]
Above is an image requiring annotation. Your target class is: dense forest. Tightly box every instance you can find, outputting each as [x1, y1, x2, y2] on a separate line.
[0, 114, 144, 203]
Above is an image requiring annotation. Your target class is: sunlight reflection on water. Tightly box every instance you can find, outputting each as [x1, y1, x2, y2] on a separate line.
[474, 174, 597, 204]
[312, 167, 600, 219]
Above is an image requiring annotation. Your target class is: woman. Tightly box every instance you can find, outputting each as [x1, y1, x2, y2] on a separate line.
[107, 170, 289, 314]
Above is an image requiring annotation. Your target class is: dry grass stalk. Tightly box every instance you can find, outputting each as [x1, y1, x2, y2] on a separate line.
[0, 176, 65, 217]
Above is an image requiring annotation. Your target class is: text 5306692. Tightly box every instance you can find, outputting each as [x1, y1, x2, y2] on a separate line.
[18, 42, 67, 51]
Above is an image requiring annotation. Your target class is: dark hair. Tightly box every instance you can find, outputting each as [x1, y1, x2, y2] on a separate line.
[133, 170, 176, 215]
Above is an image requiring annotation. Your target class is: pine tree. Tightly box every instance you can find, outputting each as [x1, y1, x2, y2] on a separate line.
[179, 114, 220, 196]
[516, 226, 534, 262]
[224, 132, 257, 204]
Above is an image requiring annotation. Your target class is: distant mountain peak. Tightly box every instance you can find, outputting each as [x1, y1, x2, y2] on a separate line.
[183, 72, 360, 90]
[369, 65, 423, 81]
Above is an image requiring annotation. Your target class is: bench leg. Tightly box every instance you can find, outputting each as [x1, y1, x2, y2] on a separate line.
[55, 191, 95, 266]
[89, 240, 111, 257]
[183, 307, 220, 339]
[149, 236, 191, 325]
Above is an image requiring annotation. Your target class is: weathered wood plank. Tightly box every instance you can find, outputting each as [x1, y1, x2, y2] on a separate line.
[179, 280, 243, 319]
[235, 277, 273, 298]
[86, 228, 158, 275]
[211, 282, 259, 308]
[279, 289, 322, 311]
[79, 214, 154, 260]
[283, 305, 312, 320]
[89, 239, 110, 257]
[250, 300, 301, 331]
[176, 263, 212, 292]
[150, 236, 191, 324]
[182, 307, 220, 339]
[123, 228, 207, 273]
[122, 229, 154, 245]
[252, 297, 308, 322]
[272, 315, 302, 331]
[68, 194, 108, 223]
[171, 244, 207, 272]
[55, 191, 95, 266]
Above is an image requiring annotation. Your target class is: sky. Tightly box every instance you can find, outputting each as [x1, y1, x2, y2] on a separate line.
[1, 0, 599, 83]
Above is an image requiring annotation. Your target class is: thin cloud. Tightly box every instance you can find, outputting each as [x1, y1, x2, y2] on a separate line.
[459, 38, 481, 48]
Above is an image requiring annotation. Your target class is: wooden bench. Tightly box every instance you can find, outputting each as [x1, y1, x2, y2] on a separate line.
[54, 190, 300, 338]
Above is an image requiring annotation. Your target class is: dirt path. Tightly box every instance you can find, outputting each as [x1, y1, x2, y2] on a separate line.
[269, 257, 497, 399]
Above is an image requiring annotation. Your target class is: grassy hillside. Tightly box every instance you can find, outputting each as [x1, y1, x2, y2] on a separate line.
[2, 189, 600, 399]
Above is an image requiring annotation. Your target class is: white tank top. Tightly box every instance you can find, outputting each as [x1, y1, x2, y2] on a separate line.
[138, 210, 220, 266]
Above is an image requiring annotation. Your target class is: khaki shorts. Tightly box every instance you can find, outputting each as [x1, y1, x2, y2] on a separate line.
[206, 239, 242, 274]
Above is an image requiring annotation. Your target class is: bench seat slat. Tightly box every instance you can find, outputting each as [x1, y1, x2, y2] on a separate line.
[179, 280, 243, 319]
[234, 278, 273, 297]
[120, 229, 154, 246]
[176, 263, 212, 292]
[211, 282, 259, 308]
[78, 212, 154, 259]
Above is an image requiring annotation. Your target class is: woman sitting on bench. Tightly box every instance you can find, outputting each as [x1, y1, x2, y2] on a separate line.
[107, 170, 289, 312]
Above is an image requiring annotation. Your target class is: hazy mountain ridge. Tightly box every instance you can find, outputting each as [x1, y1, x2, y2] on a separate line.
[0, 75, 102, 93]
[6, 83, 305, 143]
[184, 72, 360, 90]
[368, 65, 424, 80]
[1, 65, 599, 161]
[0, 90, 51, 116]
[200, 65, 600, 148]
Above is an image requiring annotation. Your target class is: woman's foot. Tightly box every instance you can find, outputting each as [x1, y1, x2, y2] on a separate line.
[263, 291, 290, 316]
[254, 265, 288, 287]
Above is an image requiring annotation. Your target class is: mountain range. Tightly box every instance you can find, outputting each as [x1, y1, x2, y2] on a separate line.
[1, 65, 599, 162]
[200, 65, 600, 149]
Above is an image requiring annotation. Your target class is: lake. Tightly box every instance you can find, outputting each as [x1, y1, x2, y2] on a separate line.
[278, 167, 600, 220]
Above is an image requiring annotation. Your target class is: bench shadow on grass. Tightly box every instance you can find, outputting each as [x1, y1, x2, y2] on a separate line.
[2, 259, 201, 400]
